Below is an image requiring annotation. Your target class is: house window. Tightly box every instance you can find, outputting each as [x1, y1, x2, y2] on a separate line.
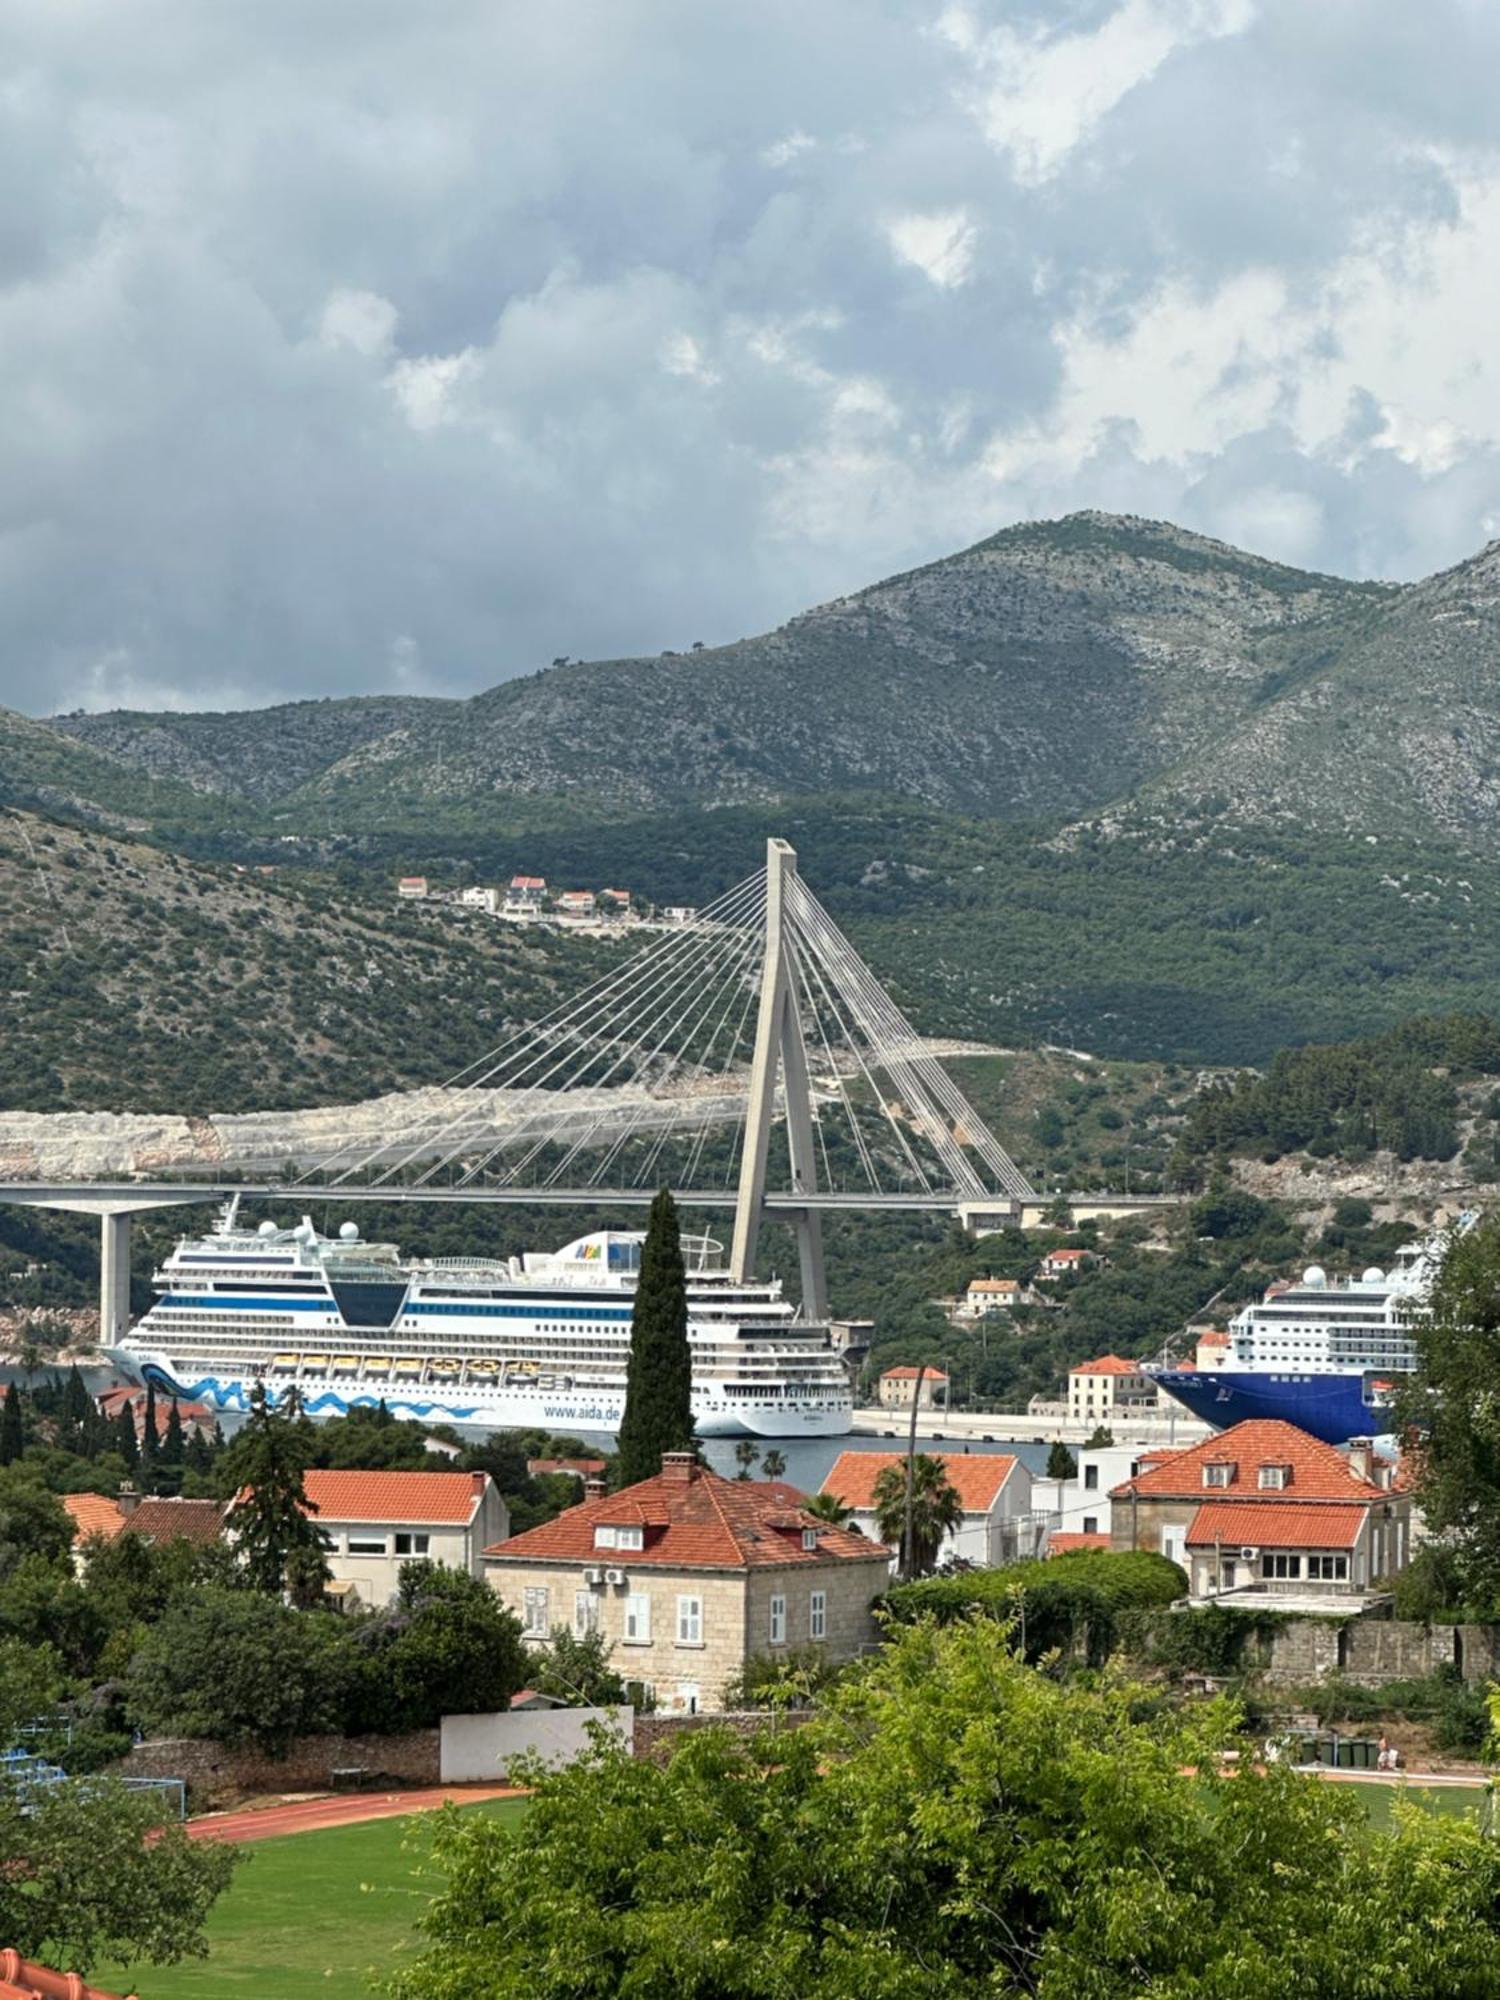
[523, 1587, 550, 1636]
[1306, 1555, 1349, 1581]
[1083, 1465, 1099, 1491]
[676, 1595, 703, 1646]
[1082, 1516, 1098, 1535]
[1202, 1463, 1233, 1489]
[802, 1528, 818, 1551]
[809, 1590, 826, 1641]
[574, 1590, 600, 1637]
[347, 1534, 387, 1555]
[769, 1594, 786, 1645]
[1261, 1554, 1302, 1580]
[614, 1525, 644, 1551]
[594, 1525, 617, 1549]
[1257, 1465, 1290, 1491]
[394, 1532, 430, 1556]
[624, 1593, 652, 1644]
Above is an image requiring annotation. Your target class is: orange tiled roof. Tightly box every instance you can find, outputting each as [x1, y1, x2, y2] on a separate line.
[1187, 1502, 1366, 1550]
[486, 1460, 884, 1571]
[63, 1491, 126, 1545]
[821, 1449, 1019, 1513]
[880, 1364, 948, 1380]
[128, 1497, 226, 1546]
[302, 1469, 491, 1525]
[1047, 1532, 1111, 1555]
[1109, 1420, 1388, 1502]
[1072, 1354, 1142, 1376]
[1046, 1248, 1089, 1263]
[0, 1953, 135, 2000]
[969, 1277, 1021, 1291]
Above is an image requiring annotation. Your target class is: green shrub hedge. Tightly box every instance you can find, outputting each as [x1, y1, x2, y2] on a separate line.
[883, 1550, 1186, 1668]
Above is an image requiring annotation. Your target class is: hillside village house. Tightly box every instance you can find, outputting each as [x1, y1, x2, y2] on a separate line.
[506, 874, 547, 912]
[876, 1364, 947, 1410]
[304, 1469, 507, 1607]
[600, 887, 632, 914]
[1109, 1420, 1412, 1607]
[555, 889, 598, 919]
[959, 1276, 1034, 1317]
[396, 875, 428, 899]
[1040, 1246, 1094, 1279]
[460, 885, 502, 914]
[819, 1450, 1038, 1568]
[1068, 1355, 1157, 1424]
[484, 1453, 888, 1714]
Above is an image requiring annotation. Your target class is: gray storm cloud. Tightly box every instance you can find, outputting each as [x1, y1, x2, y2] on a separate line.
[2, 0, 1500, 713]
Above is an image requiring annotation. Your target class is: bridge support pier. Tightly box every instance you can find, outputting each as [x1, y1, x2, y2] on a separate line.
[0, 1188, 205, 1351]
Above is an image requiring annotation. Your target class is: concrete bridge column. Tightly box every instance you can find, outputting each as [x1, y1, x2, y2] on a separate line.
[99, 1211, 133, 1349]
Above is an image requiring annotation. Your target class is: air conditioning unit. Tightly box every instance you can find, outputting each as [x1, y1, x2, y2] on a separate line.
[582, 1566, 606, 1586]
[1239, 1547, 1259, 1561]
[603, 1567, 627, 1587]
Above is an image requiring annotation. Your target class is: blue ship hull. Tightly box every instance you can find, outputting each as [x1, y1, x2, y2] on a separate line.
[1151, 1369, 1395, 1445]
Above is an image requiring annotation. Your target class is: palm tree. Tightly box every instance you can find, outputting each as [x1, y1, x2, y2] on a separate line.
[872, 1455, 964, 1578]
[733, 1439, 761, 1480]
[803, 1490, 856, 1529]
[761, 1448, 787, 1481]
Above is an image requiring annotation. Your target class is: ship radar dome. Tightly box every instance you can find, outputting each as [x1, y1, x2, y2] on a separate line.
[1302, 1264, 1327, 1288]
[257, 1220, 278, 1237]
[339, 1222, 360, 1241]
[1362, 1266, 1385, 1284]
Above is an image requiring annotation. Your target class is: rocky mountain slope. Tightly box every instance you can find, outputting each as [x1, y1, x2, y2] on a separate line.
[46, 512, 1397, 831]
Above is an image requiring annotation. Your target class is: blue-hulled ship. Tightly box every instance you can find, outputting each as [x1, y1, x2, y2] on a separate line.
[1147, 1212, 1476, 1444]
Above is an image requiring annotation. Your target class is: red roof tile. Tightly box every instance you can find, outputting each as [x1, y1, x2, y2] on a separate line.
[1046, 1248, 1089, 1263]
[63, 1492, 126, 1546]
[486, 1459, 884, 1571]
[820, 1450, 1019, 1513]
[1109, 1420, 1388, 1502]
[302, 1469, 491, 1525]
[127, 1497, 226, 1546]
[879, 1364, 948, 1380]
[0, 1952, 136, 2000]
[1187, 1502, 1365, 1550]
[1047, 1532, 1111, 1555]
[1072, 1354, 1142, 1376]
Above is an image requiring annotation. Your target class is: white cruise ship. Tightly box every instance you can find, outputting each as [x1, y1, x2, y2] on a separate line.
[107, 1205, 853, 1439]
[1148, 1211, 1475, 1443]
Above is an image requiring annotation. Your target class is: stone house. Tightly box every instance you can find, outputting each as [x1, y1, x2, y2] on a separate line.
[1067, 1355, 1156, 1424]
[1109, 1420, 1411, 1607]
[483, 1452, 888, 1714]
[304, 1469, 508, 1607]
[819, 1449, 1036, 1568]
[876, 1364, 947, 1409]
[958, 1276, 1036, 1317]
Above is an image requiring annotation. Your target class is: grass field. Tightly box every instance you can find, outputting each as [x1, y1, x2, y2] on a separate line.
[1352, 1778, 1493, 1832]
[96, 1798, 528, 2000]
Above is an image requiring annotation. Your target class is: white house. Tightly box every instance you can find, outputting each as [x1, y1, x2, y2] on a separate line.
[1040, 1247, 1094, 1280]
[876, 1364, 947, 1410]
[396, 876, 429, 900]
[506, 875, 547, 913]
[1067, 1355, 1156, 1424]
[304, 1469, 509, 1606]
[958, 1276, 1033, 1318]
[556, 889, 598, 919]
[460, 885, 502, 914]
[819, 1450, 1036, 1568]
[1033, 1442, 1150, 1548]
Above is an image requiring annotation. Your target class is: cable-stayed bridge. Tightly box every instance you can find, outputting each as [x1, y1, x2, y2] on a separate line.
[0, 838, 1053, 1342]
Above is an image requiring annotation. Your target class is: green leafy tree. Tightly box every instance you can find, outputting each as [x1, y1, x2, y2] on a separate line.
[614, 1189, 693, 1486]
[871, 1454, 963, 1578]
[1084, 1424, 1115, 1449]
[760, 1448, 787, 1481]
[1397, 1214, 1500, 1609]
[0, 1465, 73, 1581]
[125, 1585, 350, 1754]
[529, 1626, 628, 1708]
[346, 1562, 527, 1733]
[1046, 1439, 1078, 1480]
[221, 1384, 329, 1597]
[802, 1491, 856, 1529]
[0, 1774, 238, 1972]
[391, 1616, 1500, 2000]
[0, 1633, 63, 1739]
[0, 1383, 22, 1466]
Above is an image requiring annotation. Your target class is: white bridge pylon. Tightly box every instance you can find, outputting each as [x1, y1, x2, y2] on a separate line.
[307, 837, 1036, 1316]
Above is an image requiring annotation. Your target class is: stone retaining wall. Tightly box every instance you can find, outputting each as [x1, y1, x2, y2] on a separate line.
[632, 1708, 816, 1763]
[1263, 1618, 1500, 1687]
[119, 1729, 439, 1800]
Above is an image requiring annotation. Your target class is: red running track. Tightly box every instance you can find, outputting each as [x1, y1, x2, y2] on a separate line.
[186, 1785, 527, 1844]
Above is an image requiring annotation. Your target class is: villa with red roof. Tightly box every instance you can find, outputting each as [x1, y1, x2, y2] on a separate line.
[1067, 1354, 1156, 1424]
[1109, 1420, 1412, 1606]
[819, 1449, 1036, 1568]
[483, 1452, 888, 1714]
[1040, 1246, 1094, 1278]
[876, 1364, 948, 1411]
[301, 1469, 507, 1606]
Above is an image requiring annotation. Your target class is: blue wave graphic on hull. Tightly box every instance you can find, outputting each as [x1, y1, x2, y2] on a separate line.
[139, 1365, 479, 1422]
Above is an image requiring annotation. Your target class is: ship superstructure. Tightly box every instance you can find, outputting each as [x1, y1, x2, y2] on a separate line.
[108, 1204, 853, 1438]
[1148, 1212, 1475, 1443]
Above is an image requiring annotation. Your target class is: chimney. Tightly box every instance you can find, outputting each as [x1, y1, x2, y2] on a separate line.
[118, 1479, 140, 1518]
[584, 1476, 607, 1501]
[660, 1451, 699, 1485]
[1346, 1436, 1374, 1484]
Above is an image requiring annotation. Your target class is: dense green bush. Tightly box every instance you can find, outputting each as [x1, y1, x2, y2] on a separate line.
[884, 1550, 1186, 1667]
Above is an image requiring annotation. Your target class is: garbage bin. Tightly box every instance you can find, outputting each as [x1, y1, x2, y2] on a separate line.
[1349, 1738, 1375, 1771]
[1335, 1738, 1357, 1769]
[1319, 1735, 1340, 1767]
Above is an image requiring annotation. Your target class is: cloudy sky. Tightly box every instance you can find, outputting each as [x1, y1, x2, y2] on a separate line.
[5, 0, 1500, 715]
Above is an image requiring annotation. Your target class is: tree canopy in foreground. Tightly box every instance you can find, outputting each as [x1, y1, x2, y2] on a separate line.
[394, 1618, 1500, 2000]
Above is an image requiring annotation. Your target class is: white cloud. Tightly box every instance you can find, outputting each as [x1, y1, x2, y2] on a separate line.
[884, 208, 978, 288]
[318, 289, 398, 358]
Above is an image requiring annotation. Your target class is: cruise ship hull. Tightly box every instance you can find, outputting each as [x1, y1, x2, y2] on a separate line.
[1152, 1369, 1393, 1445]
[109, 1348, 853, 1440]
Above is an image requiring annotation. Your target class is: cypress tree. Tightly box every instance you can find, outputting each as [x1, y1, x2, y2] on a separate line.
[140, 1382, 158, 1463]
[162, 1398, 185, 1466]
[0, 1383, 23, 1466]
[614, 1189, 694, 1487]
[222, 1383, 329, 1596]
[115, 1400, 140, 1471]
